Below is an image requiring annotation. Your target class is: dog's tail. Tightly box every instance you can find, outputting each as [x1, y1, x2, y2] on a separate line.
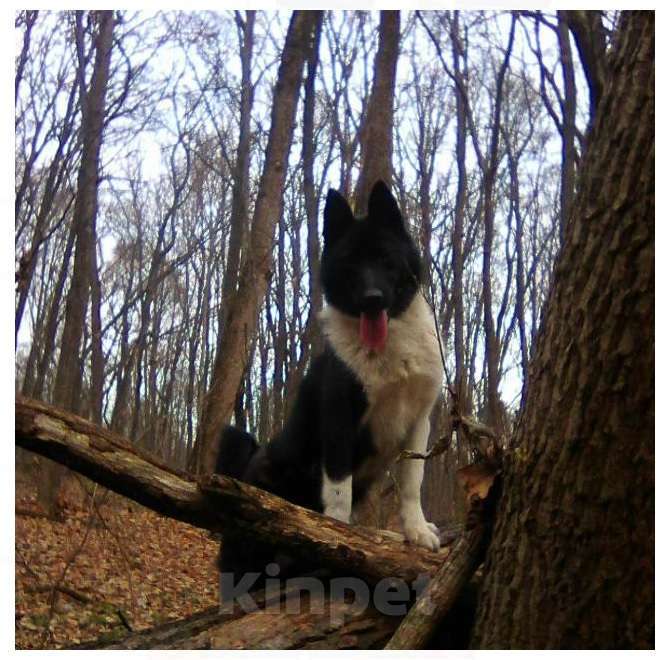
[215, 425, 259, 480]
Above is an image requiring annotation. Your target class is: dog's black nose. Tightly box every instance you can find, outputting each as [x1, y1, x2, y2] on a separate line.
[361, 288, 385, 314]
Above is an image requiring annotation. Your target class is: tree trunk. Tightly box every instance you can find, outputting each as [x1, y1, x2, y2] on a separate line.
[41, 10, 115, 519]
[353, 10, 400, 214]
[480, 15, 515, 433]
[472, 11, 654, 649]
[560, 10, 607, 122]
[450, 10, 470, 416]
[198, 11, 317, 474]
[51, 10, 114, 414]
[303, 12, 324, 354]
[207, 11, 256, 423]
[556, 12, 577, 245]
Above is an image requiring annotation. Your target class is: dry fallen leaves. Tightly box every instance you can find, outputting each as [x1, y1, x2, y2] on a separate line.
[15, 473, 220, 649]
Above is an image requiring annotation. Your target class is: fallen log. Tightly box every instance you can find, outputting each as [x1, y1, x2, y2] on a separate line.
[17, 396, 501, 650]
[71, 591, 399, 650]
[15, 396, 443, 589]
[208, 592, 397, 650]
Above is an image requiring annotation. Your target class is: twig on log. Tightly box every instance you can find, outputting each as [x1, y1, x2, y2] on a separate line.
[398, 433, 451, 462]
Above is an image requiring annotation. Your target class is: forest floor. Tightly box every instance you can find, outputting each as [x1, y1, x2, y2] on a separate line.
[15, 468, 220, 649]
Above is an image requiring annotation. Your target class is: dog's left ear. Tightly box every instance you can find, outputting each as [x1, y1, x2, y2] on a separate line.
[368, 180, 405, 232]
[323, 188, 354, 246]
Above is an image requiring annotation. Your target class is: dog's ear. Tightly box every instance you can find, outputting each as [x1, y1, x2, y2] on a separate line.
[368, 180, 405, 232]
[323, 188, 354, 246]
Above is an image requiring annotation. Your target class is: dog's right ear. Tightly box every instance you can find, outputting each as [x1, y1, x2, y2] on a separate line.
[323, 189, 354, 246]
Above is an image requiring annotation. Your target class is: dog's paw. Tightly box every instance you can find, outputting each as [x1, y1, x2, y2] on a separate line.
[403, 519, 440, 552]
[426, 521, 439, 536]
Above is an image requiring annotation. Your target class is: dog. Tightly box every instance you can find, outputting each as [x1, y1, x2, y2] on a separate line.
[216, 180, 443, 601]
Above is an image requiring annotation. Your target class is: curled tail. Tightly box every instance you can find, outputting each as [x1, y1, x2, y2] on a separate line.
[215, 425, 258, 480]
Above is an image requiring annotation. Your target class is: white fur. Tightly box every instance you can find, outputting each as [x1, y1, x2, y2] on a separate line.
[322, 471, 353, 523]
[319, 293, 443, 550]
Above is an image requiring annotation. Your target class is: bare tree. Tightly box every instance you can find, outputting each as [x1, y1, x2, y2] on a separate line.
[198, 11, 318, 475]
[40, 10, 115, 518]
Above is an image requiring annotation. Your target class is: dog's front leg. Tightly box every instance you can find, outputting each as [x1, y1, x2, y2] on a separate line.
[397, 417, 440, 551]
[321, 414, 354, 524]
[321, 469, 352, 524]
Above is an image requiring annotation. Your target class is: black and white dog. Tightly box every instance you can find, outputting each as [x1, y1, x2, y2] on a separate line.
[217, 181, 442, 594]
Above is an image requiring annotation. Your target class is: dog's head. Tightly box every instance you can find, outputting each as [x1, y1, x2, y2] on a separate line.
[320, 181, 422, 351]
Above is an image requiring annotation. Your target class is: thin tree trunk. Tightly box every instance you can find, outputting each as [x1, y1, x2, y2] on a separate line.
[560, 10, 607, 122]
[41, 10, 115, 520]
[472, 11, 654, 648]
[30, 222, 77, 400]
[198, 11, 317, 474]
[451, 11, 469, 416]
[556, 12, 577, 245]
[480, 16, 515, 432]
[303, 12, 324, 354]
[89, 239, 104, 424]
[220, 10, 256, 313]
[353, 11, 400, 214]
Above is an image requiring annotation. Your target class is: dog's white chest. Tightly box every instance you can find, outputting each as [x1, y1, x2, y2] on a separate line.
[320, 294, 443, 460]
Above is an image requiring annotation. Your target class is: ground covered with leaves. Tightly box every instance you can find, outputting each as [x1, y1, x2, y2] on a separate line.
[15, 470, 220, 649]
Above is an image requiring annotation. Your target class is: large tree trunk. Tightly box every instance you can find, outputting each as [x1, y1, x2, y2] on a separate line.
[198, 11, 317, 475]
[472, 11, 654, 649]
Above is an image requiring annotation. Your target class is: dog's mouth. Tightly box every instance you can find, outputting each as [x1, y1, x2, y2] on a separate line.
[359, 310, 388, 352]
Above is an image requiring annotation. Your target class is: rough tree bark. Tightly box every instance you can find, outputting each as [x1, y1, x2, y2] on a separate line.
[472, 10, 654, 649]
[198, 11, 317, 475]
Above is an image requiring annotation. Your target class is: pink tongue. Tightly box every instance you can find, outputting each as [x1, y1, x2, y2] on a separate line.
[360, 310, 388, 351]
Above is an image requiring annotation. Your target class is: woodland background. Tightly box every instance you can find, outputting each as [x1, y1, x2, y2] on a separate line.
[15, 9, 606, 521]
[15, 9, 649, 650]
